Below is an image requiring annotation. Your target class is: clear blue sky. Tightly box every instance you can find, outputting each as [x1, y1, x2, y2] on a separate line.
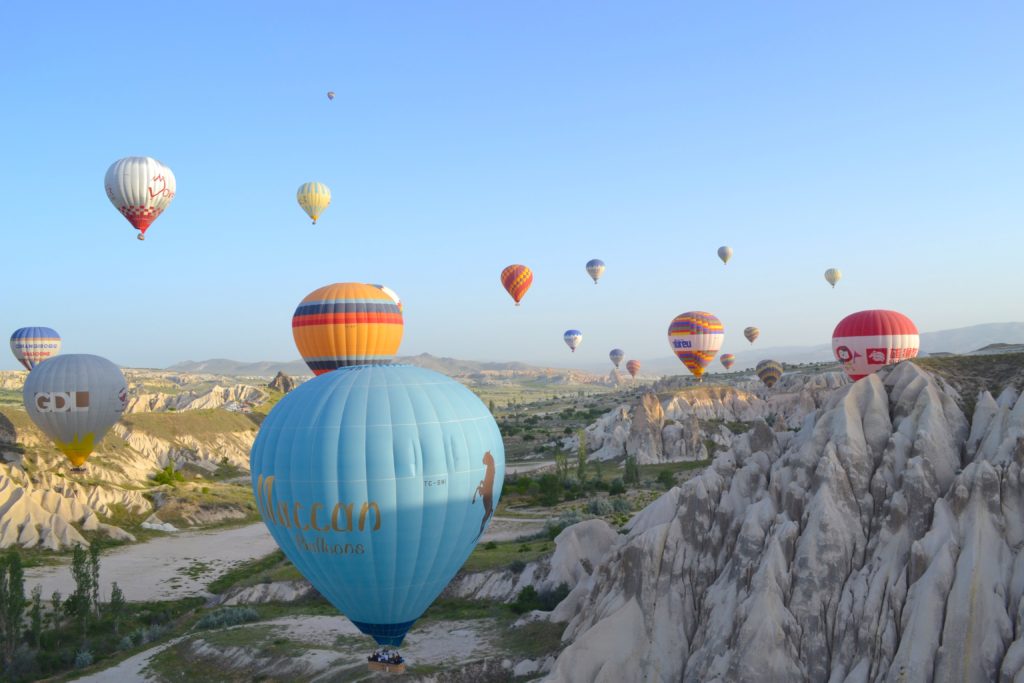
[1, 2, 1022, 370]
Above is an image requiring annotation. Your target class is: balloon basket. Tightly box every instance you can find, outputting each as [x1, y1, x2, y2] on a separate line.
[69, 466, 87, 474]
[367, 661, 407, 674]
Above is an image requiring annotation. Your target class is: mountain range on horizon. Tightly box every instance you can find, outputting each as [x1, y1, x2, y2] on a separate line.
[167, 321, 1024, 378]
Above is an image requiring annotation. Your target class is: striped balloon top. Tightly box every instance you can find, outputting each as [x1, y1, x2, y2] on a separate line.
[668, 312, 724, 337]
[10, 327, 62, 371]
[292, 283, 403, 375]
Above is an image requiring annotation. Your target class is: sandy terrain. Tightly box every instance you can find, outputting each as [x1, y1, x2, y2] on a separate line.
[23, 523, 278, 602]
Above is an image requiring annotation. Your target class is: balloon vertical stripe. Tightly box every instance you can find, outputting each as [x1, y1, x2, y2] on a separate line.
[667, 311, 724, 379]
[500, 265, 533, 305]
[10, 327, 61, 371]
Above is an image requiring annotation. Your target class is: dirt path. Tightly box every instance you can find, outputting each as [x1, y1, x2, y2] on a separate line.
[24, 523, 278, 602]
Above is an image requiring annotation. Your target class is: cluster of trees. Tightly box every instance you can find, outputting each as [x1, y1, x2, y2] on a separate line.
[0, 544, 126, 680]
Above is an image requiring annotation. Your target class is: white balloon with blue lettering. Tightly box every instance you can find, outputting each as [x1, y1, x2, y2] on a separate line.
[249, 364, 504, 647]
[563, 329, 583, 353]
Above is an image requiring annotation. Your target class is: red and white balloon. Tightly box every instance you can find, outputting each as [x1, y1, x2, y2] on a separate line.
[832, 310, 919, 380]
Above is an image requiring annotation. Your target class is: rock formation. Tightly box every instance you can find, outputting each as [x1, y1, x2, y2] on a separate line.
[542, 362, 1024, 683]
[268, 371, 296, 394]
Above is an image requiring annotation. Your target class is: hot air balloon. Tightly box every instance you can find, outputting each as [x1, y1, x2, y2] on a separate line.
[717, 246, 733, 265]
[667, 312, 724, 381]
[585, 259, 605, 284]
[609, 349, 624, 368]
[250, 364, 504, 654]
[563, 330, 583, 353]
[832, 310, 919, 381]
[10, 327, 61, 371]
[297, 182, 331, 224]
[369, 284, 403, 314]
[626, 360, 641, 378]
[104, 157, 176, 240]
[825, 268, 842, 288]
[756, 359, 783, 388]
[327, 91, 336, 101]
[23, 354, 127, 470]
[720, 353, 735, 370]
[500, 265, 533, 306]
[744, 327, 760, 344]
[292, 283, 403, 375]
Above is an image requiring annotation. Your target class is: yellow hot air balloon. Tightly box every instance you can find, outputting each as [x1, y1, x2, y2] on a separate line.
[297, 182, 331, 224]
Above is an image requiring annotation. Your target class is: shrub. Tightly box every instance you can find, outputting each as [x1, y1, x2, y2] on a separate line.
[484, 541, 498, 550]
[545, 510, 584, 539]
[118, 635, 134, 651]
[74, 648, 94, 669]
[536, 474, 561, 507]
[508, 560, 526, 574]
[586, 498, 612, 516]
[656, 470, 676, 489]
[152, 464, 184, 486]
[609, 478, 626, 495]
[195, 607, 260, 630]
[510, 583, 571, 614]
[611, 497, 632, 514]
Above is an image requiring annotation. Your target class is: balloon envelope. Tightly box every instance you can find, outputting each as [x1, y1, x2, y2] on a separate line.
[825, 268, 842, 288]
[609, 348, 624, 368]
[297, 182, 331, 224]
[585, 259, 605, 284]
[563, 330, 583, 352]
[500, 265, 533, 305]
[22, 354, 127, 468]
[744, 326, 760, 344]
[104, 156, 176, 240]
[717, 246, 733, 264]
[720, 353, 735, 370]
[10, 327, 61, 371]
[369, 284, 403, 314]
[626, 360, 641, 378]
[756, 359, 783, 388]
[668, 312, 724, 379]
[832, 310, 919, 380]
[250, 364, 504, 646]
[292, 283, 403, 375]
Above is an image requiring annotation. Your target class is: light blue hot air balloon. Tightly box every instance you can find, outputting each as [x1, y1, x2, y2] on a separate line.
[563, 330, 583, 353]
[250, 364, 504, 648]
[585, 259, 605, 284]
[609, 348, 624, 368]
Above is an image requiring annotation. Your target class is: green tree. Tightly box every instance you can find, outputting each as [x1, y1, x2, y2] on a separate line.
[89, 544, 101, 618]
[0, 549, 26, 668]
[656, 469, 676, 489]
[108, 582, 125, 636]
[623, 455, 640, 485]
[66, 544, 93, 644]
[29, 585, 42, 649]
[576, 429, 588, 482]
[553, 451, 570, 484]
[593, 457, 604, 483]
[49, 590, 62, 632]
[537, 474, 561, 507]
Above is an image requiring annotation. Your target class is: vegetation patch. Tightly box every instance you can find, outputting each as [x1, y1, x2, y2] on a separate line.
[462, 538, 554, 573]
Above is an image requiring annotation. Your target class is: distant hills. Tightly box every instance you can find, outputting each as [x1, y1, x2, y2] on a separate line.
[170, 323, 1024, 378]
[168, 353, 558, 378]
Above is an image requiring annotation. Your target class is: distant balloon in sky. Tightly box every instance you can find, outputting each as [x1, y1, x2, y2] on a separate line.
[585, 259, 605, 284]
[626, 360, 641, 378]
[832, 309, 919, 381]
[825, 268, 842, 288]
[251, 364, 504, 648]
[756, 359, 783, 388]
[500, 265, 533, 306]
[10, 327, 61, 371]
[609, 348, 624, 368]
[292, 283, 403, 375]
[327, 91, 336, 101]
[297, 182, 331, 224]
[104, 156, 176, 241]
[717, 246, 733, 265]
[744, 326, 760, 344]
[563, 330, 583, 353]
[23, 354, 127, 470]
[369, 284, 403, 314]
[667, 312, 724, 381]
[720, 353, 735, 370]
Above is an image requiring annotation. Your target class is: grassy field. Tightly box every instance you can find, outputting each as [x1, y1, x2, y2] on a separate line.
[120, 409, 259, 440]
[462, 538, 555, 573]
[914, 352, 1024, 415]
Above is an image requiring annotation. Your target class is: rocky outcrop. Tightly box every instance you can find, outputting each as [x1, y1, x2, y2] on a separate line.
[268, 371, 296, 394]
[543, 361, 1024, 683]
[218, 580, 316, 605]
[625, 393, 664, 464]
[124, 383, 267, 414]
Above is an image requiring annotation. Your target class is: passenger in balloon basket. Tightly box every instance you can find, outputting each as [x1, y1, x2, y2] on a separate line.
[367, 647, 406, 672]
